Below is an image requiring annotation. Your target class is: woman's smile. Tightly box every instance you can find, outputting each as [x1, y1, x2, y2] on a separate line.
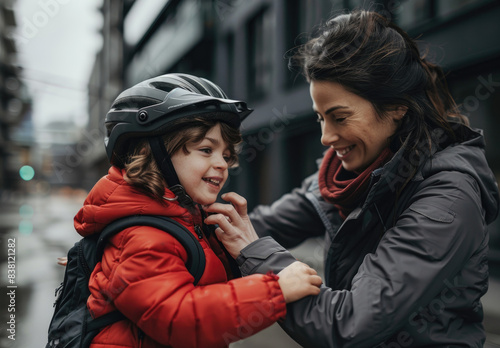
[335, 145, 355, 158]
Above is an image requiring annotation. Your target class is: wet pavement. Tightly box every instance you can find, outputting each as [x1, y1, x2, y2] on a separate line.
[0, 191, 83, 348]
[0, 191, 499, 347]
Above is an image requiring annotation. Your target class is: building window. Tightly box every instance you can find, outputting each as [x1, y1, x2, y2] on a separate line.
[247, 7, 275, 101]
[396, 0, 432, 28]
[224, 131, 272, 209]
[396, 0, 491, 29]
[436, 0, 483, 17]
[226, 33, 235, 93]
[447, 66, 500, 173]
[285, 0, 327, 46]
[284, 0, 335, 89]
[284, 118, 325, 190]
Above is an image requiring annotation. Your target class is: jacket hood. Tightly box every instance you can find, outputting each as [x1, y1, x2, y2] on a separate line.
[366, 124, 499, 224]
[420, 125, 499, 224]
[74, 166, 190, 237]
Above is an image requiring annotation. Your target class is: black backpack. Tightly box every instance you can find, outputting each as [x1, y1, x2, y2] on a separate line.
[46, 215, 206, 348]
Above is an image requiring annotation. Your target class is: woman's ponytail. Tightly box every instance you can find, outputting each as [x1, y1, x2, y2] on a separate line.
[420, 58, 468, 126]
[387, 19, 468, 127]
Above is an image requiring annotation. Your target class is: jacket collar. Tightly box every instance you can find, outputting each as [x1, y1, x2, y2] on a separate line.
[362, 122, 487, 212]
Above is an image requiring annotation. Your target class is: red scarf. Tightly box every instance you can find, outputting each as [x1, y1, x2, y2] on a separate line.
[318, 147, 393, 219]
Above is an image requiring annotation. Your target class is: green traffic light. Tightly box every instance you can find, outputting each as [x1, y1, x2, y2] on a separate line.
[19, 165, 35, 181]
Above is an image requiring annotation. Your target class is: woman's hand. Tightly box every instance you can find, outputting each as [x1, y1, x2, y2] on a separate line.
[204, 192, 259, 258]
[277, 261, 322, 303]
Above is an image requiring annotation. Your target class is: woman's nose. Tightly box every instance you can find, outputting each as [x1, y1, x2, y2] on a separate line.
[321, 121, 340, 146]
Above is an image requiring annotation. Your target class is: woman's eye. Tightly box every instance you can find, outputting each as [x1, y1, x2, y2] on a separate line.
[316, 117, 324, 123]
[335, 117, 346, 123]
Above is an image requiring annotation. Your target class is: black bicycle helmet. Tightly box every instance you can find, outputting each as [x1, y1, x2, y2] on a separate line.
[104, 73, 252, 206]
[105, 73, 252, 165]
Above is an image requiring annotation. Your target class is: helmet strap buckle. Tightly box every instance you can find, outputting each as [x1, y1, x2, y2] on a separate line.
[169, 184, 194, 207]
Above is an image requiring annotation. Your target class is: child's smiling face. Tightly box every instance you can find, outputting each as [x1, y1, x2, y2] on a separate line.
[170, 123, 231, 205]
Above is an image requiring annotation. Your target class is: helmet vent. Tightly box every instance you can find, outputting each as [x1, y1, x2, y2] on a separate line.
[150, 81, 179, 93]
[112, 96, 159, 110]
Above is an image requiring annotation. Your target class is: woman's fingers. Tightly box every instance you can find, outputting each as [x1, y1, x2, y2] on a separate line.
[205, 202, 243, 227]
[204, 192, 250, 225]
[203, 192, 259, 258]
[206, 212, 234, 234]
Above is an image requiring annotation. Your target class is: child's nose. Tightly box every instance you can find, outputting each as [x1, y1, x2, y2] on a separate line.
[213, 154, 228, 169]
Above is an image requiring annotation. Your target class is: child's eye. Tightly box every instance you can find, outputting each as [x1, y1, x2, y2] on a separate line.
[224, 152, 238, 166]
[224, 151, 235, 162]
[316, 115, 324, 123]
[200, 148, 212, 154]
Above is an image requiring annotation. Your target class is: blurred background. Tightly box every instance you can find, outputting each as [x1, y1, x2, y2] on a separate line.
[0, 0, 499, 347]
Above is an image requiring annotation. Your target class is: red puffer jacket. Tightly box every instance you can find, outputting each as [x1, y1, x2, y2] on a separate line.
[74, 167, 286, 348]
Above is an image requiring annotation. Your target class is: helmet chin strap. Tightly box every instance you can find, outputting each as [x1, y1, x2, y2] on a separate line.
[148, 136, 195, 208]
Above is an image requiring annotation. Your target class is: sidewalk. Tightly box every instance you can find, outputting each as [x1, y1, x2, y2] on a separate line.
[0, 191, 84, 348]
[484, 276, 500, 347]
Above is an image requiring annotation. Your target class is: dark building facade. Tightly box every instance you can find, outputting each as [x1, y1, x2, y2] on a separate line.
[0, 0, 32, 191]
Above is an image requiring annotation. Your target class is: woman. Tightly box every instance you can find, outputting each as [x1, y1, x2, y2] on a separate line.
[205, 11, 500, 347]
[73, 73, 321, 348]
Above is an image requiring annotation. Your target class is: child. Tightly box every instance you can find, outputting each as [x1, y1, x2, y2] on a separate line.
[74, 73, 322, 348]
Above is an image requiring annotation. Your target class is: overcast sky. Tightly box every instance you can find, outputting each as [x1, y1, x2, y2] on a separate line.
[13, 0, 103, 129]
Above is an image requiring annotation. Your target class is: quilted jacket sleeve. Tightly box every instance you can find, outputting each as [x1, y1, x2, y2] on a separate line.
[250, 172, 326, 248]
[90, 225, 286, 348]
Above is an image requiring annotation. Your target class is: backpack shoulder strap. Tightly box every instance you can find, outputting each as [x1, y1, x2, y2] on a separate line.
[96, 215, 206, 284]
[85, 216, 207, 336]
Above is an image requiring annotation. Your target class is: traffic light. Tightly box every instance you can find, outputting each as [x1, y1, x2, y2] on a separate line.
[19, 165, 35, 181]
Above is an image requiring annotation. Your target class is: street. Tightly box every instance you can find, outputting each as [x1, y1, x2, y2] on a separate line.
[0, 192, 499, 347]
[0, 191, 82, 348]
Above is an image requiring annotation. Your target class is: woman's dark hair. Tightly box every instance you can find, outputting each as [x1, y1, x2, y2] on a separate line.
[291, 10, 468, 190]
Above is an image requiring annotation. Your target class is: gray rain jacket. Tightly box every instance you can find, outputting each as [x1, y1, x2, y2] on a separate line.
[241, 124, 499, 347]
